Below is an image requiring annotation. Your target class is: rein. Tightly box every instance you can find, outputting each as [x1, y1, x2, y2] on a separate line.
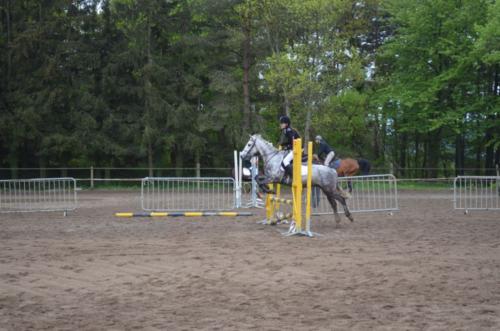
[253, 138, 284, 167]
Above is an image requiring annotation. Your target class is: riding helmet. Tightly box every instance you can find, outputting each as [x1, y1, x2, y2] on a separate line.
[315, 135, 322, 142]
[279, 115, 291, 125]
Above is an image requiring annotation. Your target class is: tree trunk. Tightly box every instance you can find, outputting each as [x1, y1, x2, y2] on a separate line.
[475, 140, 482, 176]
[381, 112, 387, 166]
[146, 9, 154, 177]
[242, 22, 251, 134]
[175, 147, 183, 177]
[39, 157, 47, 178]
[442, 160, 450, 178]
[399, 133, 407, 177]
[372, 116, 381, 161]
[485, 129, 494, 175]
[495, 147, 500, 168]
[492, 65, 498, 104]
[414, 133, 420, 178]
[455, 133, 465, 176]
[6, 0, 12, 91]
[425, 130, 441, 178]
[8, 155, 18, 179]
[148, 142, 153, 177]
[304, 107, 312, 144]
[283, 91, 290, 117]
[422, 137, 428, 178]
[195, 150, 200, 178]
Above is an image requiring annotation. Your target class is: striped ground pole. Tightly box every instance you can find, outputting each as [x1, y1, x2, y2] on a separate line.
[269, 197, 293, 205]
[115, 212, 253, 217]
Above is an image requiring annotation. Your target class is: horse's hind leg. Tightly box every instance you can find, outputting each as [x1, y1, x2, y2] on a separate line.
[333, 193, 354, 222]
[325, 191, 341, 227]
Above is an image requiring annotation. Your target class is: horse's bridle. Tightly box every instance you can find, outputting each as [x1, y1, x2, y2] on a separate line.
[248, 137, 282, 167]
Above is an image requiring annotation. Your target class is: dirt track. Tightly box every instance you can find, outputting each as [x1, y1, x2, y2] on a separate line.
[1, 190, 499, 330]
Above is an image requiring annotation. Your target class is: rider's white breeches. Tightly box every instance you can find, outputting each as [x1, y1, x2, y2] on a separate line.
[282, 151, 294, 168]
[324, 151, 335, 166]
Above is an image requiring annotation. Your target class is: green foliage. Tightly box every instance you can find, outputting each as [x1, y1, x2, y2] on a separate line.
[375, 0, 498, 175]
[0, 0, 498, 177]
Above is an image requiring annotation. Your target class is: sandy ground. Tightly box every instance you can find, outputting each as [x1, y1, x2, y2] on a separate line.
[1, 190, 499, 331]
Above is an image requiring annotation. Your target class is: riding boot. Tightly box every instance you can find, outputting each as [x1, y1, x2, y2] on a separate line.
[281, 164, 293, 185]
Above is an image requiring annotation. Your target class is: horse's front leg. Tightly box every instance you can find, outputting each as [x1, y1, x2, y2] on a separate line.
[255, 175, 275, 194]
[348, 180, 353, 193]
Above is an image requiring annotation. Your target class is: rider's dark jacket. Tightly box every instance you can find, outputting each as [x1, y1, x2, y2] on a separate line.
[279, 127, 300, 150]
[318, 140, 336, 160]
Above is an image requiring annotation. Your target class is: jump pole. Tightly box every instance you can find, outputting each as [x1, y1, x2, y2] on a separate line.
[285, 139, 314, 237]
[115, 212, 253, 217]
[260, 148, 287, 225]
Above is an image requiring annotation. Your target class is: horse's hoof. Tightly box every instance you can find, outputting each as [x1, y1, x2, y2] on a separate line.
[348, 216, 354, 222]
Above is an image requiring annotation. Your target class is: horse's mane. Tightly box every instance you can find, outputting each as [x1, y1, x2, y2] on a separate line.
[252, 134, 276, 149]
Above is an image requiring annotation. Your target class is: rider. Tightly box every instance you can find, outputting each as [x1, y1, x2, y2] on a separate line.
[315, 135, 337, 167]
[279, 115, 300, 184]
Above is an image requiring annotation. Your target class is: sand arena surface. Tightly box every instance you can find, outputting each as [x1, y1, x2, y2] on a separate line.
[1, 190, 499, 330]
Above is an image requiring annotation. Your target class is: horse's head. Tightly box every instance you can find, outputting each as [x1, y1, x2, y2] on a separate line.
[240, 135, 260, 160]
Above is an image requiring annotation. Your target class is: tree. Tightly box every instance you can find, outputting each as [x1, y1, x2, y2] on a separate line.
[376, 0, 493, 177]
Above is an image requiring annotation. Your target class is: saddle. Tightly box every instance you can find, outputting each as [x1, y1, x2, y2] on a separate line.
[314, 158, 341, 169]
[330, 159, 341, 170]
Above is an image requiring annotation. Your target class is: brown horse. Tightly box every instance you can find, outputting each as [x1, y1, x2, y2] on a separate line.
[335, 158, 371, 192]
[336, 158, 359, 176]
[311, 156, 371, 208]
[314, 157, 371, 192]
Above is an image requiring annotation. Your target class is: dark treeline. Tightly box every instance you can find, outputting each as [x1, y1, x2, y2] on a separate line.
[1, 0, 499, 178]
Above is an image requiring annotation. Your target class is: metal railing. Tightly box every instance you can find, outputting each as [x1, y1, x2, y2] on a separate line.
[311, 174, 399, 215]
[141, 177, 236, 212]
[0, 177, 77, 214]
[453, 176, 500, 212]
[238, 155, 265, 209]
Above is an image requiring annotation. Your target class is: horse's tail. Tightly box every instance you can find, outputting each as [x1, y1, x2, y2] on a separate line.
[357, 159, 371, 175]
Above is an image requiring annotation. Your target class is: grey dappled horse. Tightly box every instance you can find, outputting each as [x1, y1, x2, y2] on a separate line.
[240, 134, 353, 225]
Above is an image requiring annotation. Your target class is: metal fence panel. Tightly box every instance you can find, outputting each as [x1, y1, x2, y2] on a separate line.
[454, 176, 500, 211]
[141, 177, 236, 212]
[241, 157, 265, 209]
[312, 174, 399, 215]
[0, 178, 77, 213]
